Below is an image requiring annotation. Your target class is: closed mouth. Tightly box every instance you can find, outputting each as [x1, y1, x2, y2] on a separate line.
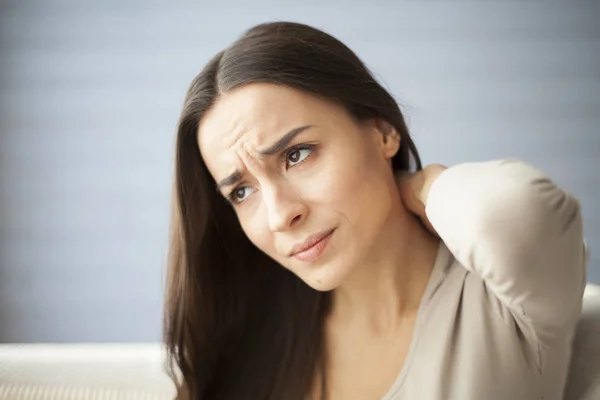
[289, 228, 335, 257]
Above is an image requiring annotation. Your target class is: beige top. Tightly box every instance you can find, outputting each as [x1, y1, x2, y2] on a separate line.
[382, 159, 587, 400]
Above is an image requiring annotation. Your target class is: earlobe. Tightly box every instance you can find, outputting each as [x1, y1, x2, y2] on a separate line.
[370, 119, 400, 159]
[377, 121, 400, 158]
[383, 133, 400, 158]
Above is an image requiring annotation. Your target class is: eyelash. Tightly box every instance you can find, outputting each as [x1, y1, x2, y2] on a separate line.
[226, 144, 317, 205]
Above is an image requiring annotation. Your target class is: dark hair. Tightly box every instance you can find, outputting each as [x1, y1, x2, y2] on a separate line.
[164, 21, 421, 400]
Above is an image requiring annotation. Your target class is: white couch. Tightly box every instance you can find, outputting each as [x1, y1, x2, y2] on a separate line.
[0, 343, 176, 399]
[1, 285, 599, 400]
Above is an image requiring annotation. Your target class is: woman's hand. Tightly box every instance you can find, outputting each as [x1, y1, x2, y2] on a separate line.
[396, 164, 447, 236]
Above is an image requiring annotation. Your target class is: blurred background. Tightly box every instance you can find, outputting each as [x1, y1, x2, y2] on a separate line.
[0, 1, 598, 343]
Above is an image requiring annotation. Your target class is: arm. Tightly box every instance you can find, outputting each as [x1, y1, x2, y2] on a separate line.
[400, 159, 587, 343]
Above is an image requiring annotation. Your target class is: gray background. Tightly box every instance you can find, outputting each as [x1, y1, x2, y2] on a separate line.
[0, 1, 598, 342]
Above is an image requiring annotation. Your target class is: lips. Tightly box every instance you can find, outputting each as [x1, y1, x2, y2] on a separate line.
[289, 228, 335, 262]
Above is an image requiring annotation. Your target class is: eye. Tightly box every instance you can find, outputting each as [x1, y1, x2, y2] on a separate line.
[228, 186, 254, 204]
[286, 145, 314, 168]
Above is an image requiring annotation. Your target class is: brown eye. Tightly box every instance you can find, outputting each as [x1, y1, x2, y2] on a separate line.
[288, 150, 301, 163]
[285, 146, 313, 168]
[234, 188, 246, 199]
[228, 186, 254, 204]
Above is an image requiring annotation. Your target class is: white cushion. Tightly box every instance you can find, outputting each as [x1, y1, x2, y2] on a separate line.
[0, 343, 175, 399]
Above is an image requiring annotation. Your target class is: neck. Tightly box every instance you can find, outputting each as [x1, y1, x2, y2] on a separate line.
[329, 202, 439, 333]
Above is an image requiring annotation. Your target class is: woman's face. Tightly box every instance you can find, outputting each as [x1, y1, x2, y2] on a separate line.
[198, 83, 400, 291]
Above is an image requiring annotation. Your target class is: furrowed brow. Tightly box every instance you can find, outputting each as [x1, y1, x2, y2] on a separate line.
[215, 125, 314, 192]
[258, 125, 313, 156]
[215, 170, 243, 193]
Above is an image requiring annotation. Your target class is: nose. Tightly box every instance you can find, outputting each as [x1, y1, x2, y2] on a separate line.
[262, 182, 307, 233]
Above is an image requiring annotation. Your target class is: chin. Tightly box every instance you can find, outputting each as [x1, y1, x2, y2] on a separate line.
[301, 260, 355, 292]
[307, 279, 339, 292]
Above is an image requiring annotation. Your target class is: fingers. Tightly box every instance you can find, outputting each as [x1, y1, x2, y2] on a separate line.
[395, 167, 443, 238]
[395, 170, 424, 216]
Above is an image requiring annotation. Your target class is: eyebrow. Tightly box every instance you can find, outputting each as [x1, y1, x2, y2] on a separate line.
[215, 125, 314, 192]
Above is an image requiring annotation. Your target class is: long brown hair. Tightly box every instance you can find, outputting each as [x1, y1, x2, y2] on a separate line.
[164, 21, 421, 400]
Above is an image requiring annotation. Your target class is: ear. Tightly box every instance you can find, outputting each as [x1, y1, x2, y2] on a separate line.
[373, 119, 401, 159]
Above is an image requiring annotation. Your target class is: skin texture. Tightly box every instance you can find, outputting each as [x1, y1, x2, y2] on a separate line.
[199, 83, 409, 292]
[197, 83, 446, 399]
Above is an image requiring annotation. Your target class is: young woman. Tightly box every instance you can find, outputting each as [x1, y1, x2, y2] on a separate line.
[164, 21, 587, 400]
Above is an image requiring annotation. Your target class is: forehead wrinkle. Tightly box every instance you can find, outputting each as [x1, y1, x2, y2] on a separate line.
[235, 137, 267, 176]
[204, 126, 268, 189]
[198, 85, 294, 183]
[200, 113, 254, 178]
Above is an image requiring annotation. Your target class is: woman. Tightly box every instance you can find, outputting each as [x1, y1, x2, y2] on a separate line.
[164, 21, 587, 400]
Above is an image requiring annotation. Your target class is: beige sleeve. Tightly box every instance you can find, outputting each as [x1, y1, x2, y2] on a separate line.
[425, 159, 587, 343]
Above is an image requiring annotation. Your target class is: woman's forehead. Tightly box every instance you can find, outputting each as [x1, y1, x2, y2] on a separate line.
[199, 85, 297, 148]
[195, 85, 317, 180]
[197, 84, 339, 164]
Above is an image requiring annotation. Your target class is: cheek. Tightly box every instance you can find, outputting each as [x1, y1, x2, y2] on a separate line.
[239, 213, 298, 273]
[239, 217, 264, 248]
[308, 149, 385, 212]
[238, 211, 277, 257]
[308, 147, 394, 258]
